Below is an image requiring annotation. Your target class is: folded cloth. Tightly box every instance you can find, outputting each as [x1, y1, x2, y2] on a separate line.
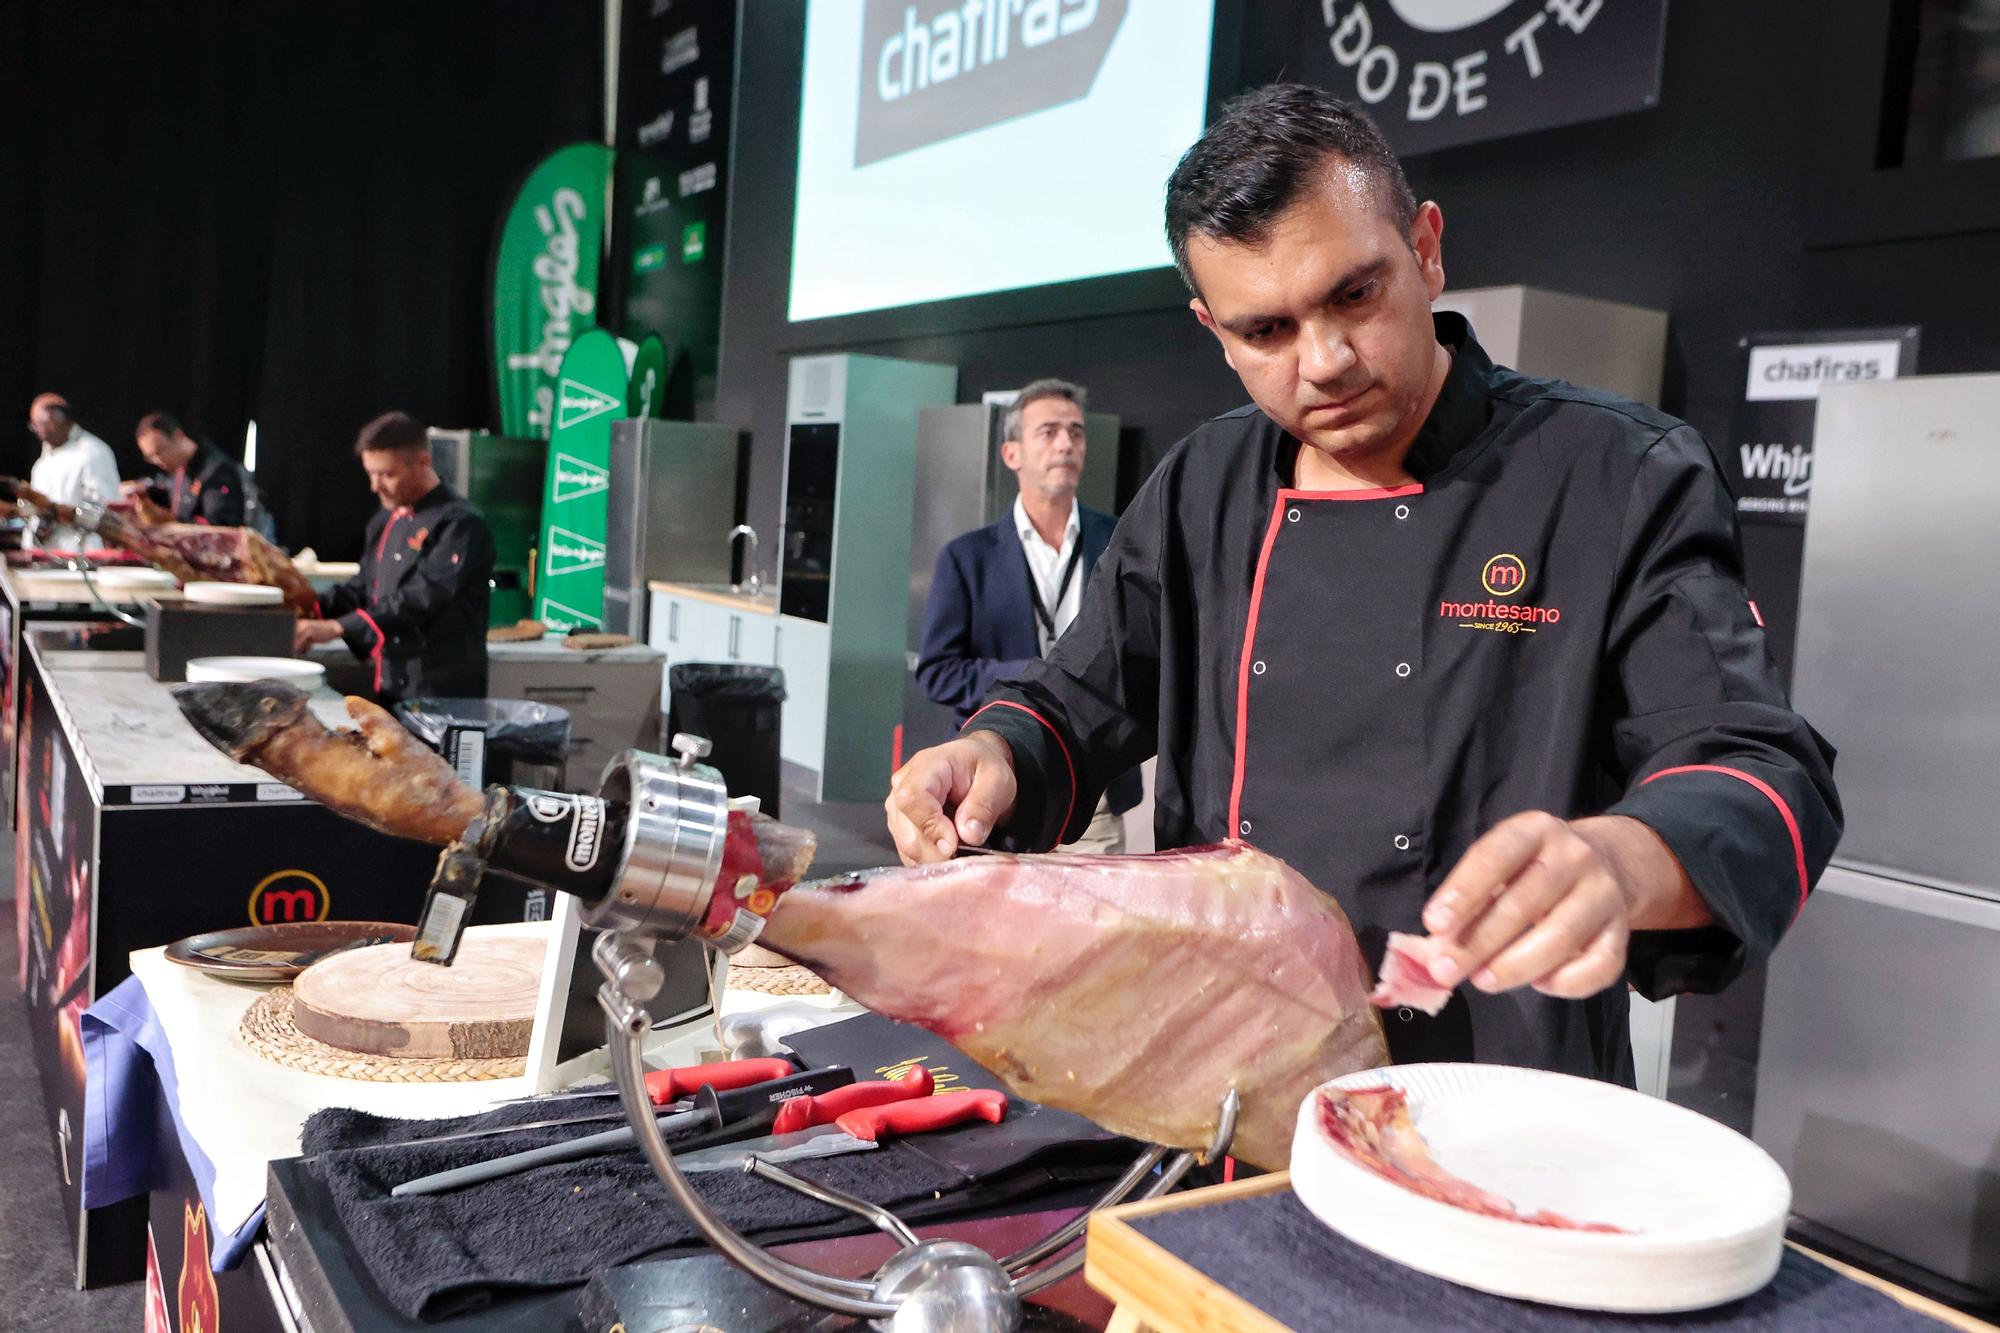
[302, 1098, 1124, 1320]
[1134, 1191, 1952, 1332]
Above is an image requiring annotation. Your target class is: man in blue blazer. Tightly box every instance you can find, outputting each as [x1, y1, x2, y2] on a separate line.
[915, 379, 1141, 851]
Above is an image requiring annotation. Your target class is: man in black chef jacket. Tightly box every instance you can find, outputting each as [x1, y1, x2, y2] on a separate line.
[884, 85, 1841, 1082]
[293, 411, 495, 701]
[125, 411, 263, 530]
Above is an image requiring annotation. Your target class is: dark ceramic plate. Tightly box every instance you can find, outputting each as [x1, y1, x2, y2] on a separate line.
[164, 920, 417, 983]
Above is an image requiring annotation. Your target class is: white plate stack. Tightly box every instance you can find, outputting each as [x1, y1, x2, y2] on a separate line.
[1290, 1063, 1791, 1312]
[94, 567, 179, 590]
[184, 657, 326, 686]
[184, 581, 285, 606]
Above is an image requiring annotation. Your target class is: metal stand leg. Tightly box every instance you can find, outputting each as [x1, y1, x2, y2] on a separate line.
[597, 929, 1245, 1332]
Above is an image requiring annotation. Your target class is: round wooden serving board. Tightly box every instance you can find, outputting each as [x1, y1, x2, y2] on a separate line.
[290, 936, 543, 1060]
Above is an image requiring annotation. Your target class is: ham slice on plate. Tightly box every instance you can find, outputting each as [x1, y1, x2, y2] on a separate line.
[1290, 1065, 1793, 1312]
[1313, 1083, 1624, 1232]
[1370, 930, 1455, 1015]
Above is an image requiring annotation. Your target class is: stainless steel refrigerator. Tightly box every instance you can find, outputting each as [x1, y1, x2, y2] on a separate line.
[602, 418, 745, 638]
[1753, 372, 2000, 1306]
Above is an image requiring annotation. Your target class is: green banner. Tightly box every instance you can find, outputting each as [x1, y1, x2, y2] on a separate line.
[492, 142, 614, 439]
[627, 333, 668, 419]
[534, 328, 627, 630]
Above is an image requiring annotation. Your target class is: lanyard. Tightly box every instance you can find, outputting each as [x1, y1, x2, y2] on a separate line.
[1026, 543, 1083, 644]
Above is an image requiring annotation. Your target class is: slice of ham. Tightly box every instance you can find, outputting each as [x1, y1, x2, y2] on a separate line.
[1370, 931, 1455, 1015]
[1315, 1083, 1627, 1233]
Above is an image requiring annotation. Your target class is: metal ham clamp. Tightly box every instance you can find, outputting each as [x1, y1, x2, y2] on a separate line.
[168, 685, 1241, 1331]
[409, 733, 811, 967]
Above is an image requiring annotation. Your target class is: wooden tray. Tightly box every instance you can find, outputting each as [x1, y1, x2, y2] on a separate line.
[1083, 1172, 1994, 1333]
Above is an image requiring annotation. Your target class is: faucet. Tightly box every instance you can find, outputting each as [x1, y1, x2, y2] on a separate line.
[727, 524, 761, 597]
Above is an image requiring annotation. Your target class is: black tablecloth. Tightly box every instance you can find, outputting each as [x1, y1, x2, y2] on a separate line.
[303, 1090, 1130, 1320]
[1132, 1191, 1954, 1331]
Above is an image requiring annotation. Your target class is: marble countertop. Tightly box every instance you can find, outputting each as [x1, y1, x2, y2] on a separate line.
[29, 642, 352, 799]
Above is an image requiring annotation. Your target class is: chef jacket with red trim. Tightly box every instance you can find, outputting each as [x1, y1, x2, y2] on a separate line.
[966, 312, 1841, 1083]
[318, 482, 495, 702]
[137, 441, 254, 527]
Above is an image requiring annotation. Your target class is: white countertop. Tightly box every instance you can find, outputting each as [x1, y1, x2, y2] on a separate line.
[648, 580, 780, 617]
[128, 924, 862, 1239]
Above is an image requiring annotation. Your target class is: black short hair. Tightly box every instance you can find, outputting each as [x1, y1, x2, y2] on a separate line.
[354, 410, 429, 456]
[137, 410, 185, 438]
[1164, 83, 1418, 295]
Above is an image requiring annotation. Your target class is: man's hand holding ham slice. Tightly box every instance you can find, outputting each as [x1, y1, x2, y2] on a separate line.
[1373, 811, 1715, 1012]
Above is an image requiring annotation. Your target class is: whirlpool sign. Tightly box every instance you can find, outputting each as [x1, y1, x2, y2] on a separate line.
[1299, 1, 1670, 156]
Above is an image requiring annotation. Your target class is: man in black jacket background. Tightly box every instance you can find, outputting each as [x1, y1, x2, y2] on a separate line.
[294, 411, 494, 701]
[914, 379, 1140, 852]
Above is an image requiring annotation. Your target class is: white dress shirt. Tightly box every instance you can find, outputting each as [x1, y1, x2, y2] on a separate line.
[29, 425, 122, 550]
[1013, 495, 1082, 654]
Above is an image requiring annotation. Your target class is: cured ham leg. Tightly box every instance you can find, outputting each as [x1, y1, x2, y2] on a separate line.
[1313, 1084, 1626, 1232]
[3, 477, 319, 615]
[758, 842, 1388, 1170]
[172, 680, 483, 845]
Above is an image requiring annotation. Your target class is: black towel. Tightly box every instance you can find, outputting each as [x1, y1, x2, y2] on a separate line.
[302, 1099, 1127, 1321]
[1133, 1190, 1955, 1331]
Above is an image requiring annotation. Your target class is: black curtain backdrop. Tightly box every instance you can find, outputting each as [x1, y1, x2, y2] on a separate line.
[0, 1, 600, 558]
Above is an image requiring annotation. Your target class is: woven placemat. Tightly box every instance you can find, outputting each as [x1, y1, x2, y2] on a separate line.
[726, 963, 832, 996]
[238, 987, 526, 1082]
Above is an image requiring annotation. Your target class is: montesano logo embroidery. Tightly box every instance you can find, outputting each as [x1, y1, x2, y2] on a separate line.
[551, 451, 609, 504]
[1442, 553, 1562, 634]
[1481, 553, 1526, 595]
[854, 0, 1127, 167]
[545, 526, 606, 576]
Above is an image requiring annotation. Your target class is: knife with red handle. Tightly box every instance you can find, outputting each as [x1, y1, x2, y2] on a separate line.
[769, 1065, 934, 1134]
[506, 1057, 801, 1108]
[834, 1088, 1009, 1142]
[674, 1086, 1012, 1174]
[642, 1057, 794, 1105]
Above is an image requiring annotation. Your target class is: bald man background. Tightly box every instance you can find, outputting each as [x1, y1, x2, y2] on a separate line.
[24, 393, 120, 550]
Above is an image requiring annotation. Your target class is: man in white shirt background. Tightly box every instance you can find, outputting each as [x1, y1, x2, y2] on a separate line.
[24, 392, 121, 550]
[912, 378, 1139, 853]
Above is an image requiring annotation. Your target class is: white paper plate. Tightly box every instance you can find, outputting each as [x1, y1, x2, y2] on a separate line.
[93, 567, 178, 589]
[1291, 1064, 1790, 1313]
[184, 581, 285, 605]
[184, 657, 326, 686]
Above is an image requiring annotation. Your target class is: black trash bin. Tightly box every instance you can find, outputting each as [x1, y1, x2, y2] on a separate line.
[667, 663, 786, 816]
[394, 697, 573, 790]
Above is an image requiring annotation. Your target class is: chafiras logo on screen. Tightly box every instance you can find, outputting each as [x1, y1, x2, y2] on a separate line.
[855, 0, 1127, 167]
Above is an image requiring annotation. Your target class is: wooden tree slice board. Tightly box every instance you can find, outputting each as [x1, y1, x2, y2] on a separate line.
[291, 936, 544, 1060]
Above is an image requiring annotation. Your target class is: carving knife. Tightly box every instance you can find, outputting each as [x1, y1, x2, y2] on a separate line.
[358, 1065, 852, 1159]
[675, 1088, 1010, 1174]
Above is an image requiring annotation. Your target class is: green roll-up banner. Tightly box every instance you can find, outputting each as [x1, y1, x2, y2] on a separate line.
[534, 328, 628, 630]
[492, 142, 615, 439]
[626, 333, 668, 418]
